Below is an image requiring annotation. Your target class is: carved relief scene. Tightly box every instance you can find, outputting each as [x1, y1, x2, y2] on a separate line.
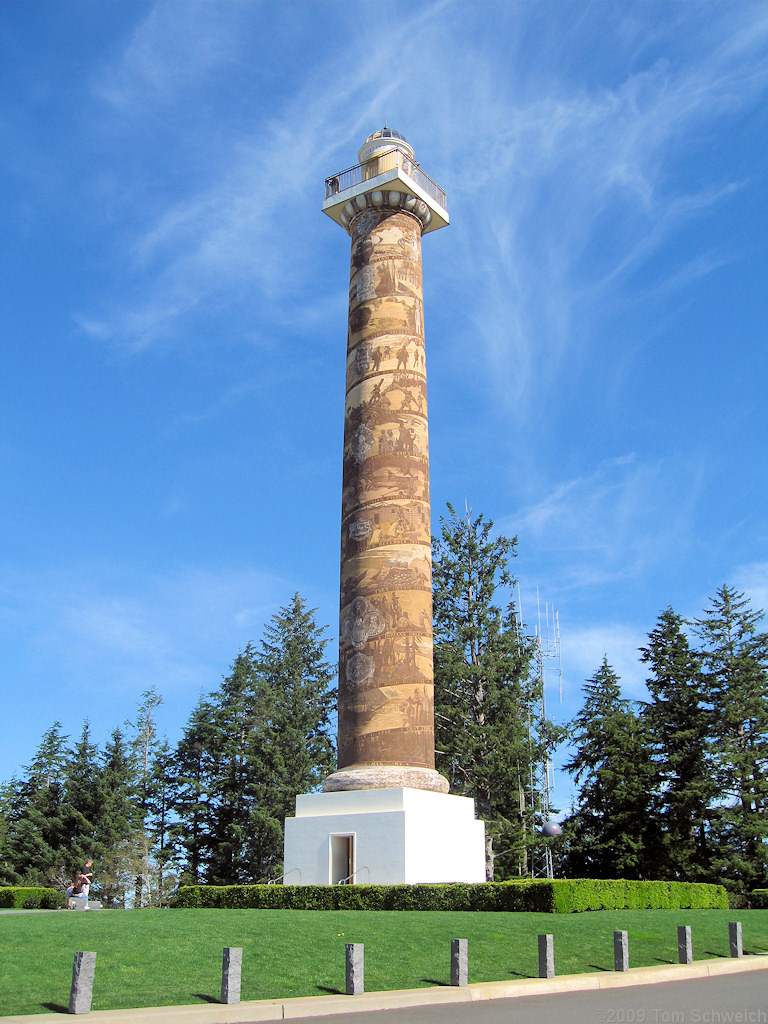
[341, 500, 430, 560]
[336, 200, 437, 774]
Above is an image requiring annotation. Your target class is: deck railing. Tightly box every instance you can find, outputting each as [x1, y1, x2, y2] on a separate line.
[325, 149, 447, 211]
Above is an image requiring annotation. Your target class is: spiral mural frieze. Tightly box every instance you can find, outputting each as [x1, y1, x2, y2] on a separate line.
[333, 208, 438, 774]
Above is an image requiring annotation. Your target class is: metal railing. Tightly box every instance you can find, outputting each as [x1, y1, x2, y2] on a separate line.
[260, 867, 302, 885]
[336, 866, 371, 885]
[325, 150, 447, 211]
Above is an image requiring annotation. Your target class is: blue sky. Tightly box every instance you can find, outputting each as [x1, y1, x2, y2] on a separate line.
[2, 1, 767, 811]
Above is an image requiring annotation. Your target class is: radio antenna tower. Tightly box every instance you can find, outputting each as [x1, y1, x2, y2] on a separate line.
[518, 585, 562, 879]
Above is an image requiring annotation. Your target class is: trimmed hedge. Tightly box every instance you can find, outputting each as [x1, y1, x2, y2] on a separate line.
[170, 879, 728, 913]
[0, 886, 67, 910]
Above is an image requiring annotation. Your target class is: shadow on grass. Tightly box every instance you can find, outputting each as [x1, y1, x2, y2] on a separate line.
[421, 977, 449, 987]
[42, 1002, 68, 1013]
[317, 985, 343, 995]
[587, 964, 610, 972]
[193, 993, 220, 1003]
[703, 951, 727, 958]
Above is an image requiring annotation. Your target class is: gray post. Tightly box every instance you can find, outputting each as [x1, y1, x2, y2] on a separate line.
[614, 930, 629, 972]
[346, 943, 364, 995]
[451, 938, 468, 987]
[538, 934, 555, 979]
[677, 925, 693, 964]
[69, 951, 96, 1015]
[221, 947, 242, 1004]
[729, 921, 743, 958]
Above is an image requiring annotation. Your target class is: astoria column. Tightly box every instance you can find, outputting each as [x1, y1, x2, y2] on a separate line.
[322, 128, 449, 795]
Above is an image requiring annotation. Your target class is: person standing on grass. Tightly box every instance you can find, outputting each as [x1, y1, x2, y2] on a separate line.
[80, 859, 93, 909]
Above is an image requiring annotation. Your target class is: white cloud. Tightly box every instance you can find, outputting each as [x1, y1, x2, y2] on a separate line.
[733, 562, 768, 619]
[503, 453, 706, 593]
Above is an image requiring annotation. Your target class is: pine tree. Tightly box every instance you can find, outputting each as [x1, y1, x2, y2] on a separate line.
[179, 595, 336, 885]
[206, 645, 263, 884]
[97, 728, 141, 907]
[246, 593, 336, 879]
[61, 721, 102, 882]
[694, 585, 768, 890]
[171, 697, 218, 884]
[0, 780, 21, 885]
[432, 503, 552, 880]
[640, 608, 713, 879]
[5, 723, 70, 885]
[563, 658, 661, 879]
[145, 738, 178, 905]
[125, 687, 163, 906]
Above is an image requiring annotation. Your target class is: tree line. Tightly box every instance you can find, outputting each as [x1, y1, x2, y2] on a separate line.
[2, 505, 766, 900]
[0, 594, 336, 905]
[561, 588, 768, 894]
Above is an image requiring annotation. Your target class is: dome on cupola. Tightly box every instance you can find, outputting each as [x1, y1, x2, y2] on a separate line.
[358, 126, 415, 165]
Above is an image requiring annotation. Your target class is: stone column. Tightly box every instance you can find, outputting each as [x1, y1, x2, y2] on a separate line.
[220, 947, 242, 1004]
[451, 938, 468, 987]
[346, 943, 364, 995]
[677, 925, 693, 964]
[729, 921, 743, 958]
[538, 934, 555, 979]
[69, 951, 96, 1015]
[614, 931, 629, 972]
[324, 196, 447, 796]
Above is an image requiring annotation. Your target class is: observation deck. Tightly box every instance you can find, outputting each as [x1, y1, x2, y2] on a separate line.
[323, 147, 449, 234]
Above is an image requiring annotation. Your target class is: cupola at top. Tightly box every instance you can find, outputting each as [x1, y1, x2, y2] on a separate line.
[358, 126, 415, 165]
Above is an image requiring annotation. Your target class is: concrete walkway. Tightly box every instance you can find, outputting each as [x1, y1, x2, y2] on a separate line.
[2, 954, 767, 1023]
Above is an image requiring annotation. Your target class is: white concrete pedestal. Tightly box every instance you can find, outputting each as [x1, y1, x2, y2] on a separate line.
[283, 787, 486, 886]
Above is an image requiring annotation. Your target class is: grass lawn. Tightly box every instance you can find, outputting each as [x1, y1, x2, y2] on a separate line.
[1, 908, 767, 1016]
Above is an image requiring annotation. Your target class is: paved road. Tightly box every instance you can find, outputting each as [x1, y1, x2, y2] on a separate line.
[287, 973, 768, 1024]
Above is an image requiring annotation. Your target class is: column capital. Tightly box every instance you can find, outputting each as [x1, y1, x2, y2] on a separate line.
[340, 190, 433, 236]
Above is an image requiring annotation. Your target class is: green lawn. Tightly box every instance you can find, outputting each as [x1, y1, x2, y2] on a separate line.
[1, 909, 767, 1016]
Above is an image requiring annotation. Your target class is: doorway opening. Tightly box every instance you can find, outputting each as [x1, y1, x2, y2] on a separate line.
[330, 834, 355, 884]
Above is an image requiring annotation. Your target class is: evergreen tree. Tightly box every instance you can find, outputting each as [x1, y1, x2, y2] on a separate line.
[97, 728, 141, 907]
[179, 595, 336, 885]
[125, 687, 163, 906]
[432, 503, 553, 880]
[61, 721, 102, 881]
[171, 697, 218, 884]
[206, 645, 262, 884]
[640, 608, 713, 879]
[0, 780, 21, 885]
[145, 738, 178, 905]
[245, 593, 336, 879]
[694, 585, 768, 890]
[563, 658, 661, 879]
[6, 724, 70, 885]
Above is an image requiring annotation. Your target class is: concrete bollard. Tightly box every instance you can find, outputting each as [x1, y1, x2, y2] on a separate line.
[451, 938, 468, 987]
[220, 947, 242, 1004]
[69, 951, 97, 1015]
[614, 930, 629, 972]
[538, 934, 555, 979]
[729, 921, 743, 958]
[346, 943, 364, 995]
[678, 925, 693, 964]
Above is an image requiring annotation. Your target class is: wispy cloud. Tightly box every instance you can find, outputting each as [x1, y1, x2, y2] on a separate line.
[0, 562, 294, 703]
[429, 5, 768, 413]
[733, 561, 768, 619]
[504, 453, 706, 593]
[74, 4, 768, 370]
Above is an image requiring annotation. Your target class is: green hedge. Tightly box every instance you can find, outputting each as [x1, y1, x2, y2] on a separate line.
[750, 889, 768, 909]
[170, 879, 728, 913]
[0, 887, 67, 910]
